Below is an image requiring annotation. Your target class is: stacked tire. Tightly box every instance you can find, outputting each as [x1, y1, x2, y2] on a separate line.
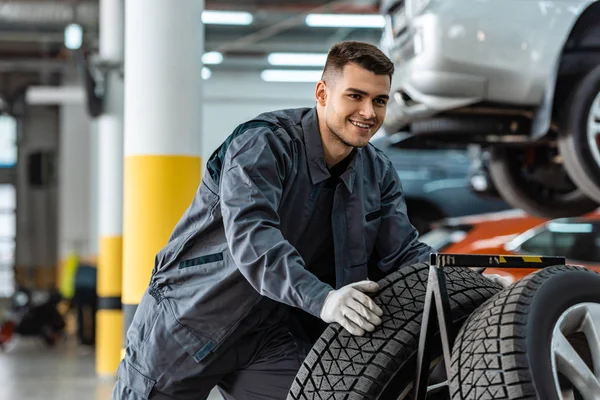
[287, 263, 503, 400]
[449, 265, 600, 400]
[288, 264, 600, 400]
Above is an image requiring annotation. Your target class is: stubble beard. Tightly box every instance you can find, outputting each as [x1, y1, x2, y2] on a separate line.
[326, 119, 370, 149]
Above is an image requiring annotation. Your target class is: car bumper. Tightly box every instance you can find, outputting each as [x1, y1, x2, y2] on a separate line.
[383, 10, 550, 133]
[383, 14, 487, 132]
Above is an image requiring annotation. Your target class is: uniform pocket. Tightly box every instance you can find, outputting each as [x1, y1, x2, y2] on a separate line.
[179, 252, 224, 269]
[118, 361, 156, 399]
[364, 209, 382, 256]
[365, 209, 382, 222]
[173, 251, 227, 285]
[163, 298, 216, 364]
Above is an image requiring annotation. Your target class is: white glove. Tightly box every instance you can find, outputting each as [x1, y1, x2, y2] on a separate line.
[484, 273, 513, 288]
[319, 280, 384, 336]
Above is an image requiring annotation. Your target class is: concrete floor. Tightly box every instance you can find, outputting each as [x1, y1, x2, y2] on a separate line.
[0, 336, 223, 400]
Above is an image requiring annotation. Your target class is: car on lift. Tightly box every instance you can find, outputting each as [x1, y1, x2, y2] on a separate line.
[379, 0, 600, 219]
[371, 133, 510, 233]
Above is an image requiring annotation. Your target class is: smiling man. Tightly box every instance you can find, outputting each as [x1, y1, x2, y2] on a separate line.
[113, 41, 434, 400]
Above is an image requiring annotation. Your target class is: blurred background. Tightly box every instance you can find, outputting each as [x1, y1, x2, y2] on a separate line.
[0, 0, 599, 399]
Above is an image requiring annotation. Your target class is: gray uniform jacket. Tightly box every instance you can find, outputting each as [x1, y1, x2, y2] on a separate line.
[139, 107, 433, 365]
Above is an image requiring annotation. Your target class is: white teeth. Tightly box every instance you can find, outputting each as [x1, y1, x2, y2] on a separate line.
[350, 120, 371, 129]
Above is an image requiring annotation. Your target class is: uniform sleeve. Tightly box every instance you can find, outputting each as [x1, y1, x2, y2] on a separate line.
[220, 128, 332, 318]
[374, 158, 435, 273]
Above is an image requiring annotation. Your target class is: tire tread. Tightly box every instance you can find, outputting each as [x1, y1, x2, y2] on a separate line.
[288, 264, 502, 400]
[449, 265, 596, 399]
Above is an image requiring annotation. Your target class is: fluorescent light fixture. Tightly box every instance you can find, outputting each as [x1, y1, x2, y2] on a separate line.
[261, 69, 322, 83]
[202, 10, 253, 25]
[202, 51, 223, 65]
[202, 67, 212, 80]
[26, 85, 85, 105]
[64, 23, 83, 50]
[267, 52, 327, 67]
[305, 14, 385, 28]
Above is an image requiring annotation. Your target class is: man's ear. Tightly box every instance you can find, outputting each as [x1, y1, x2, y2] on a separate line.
[315, 80, 327, 106]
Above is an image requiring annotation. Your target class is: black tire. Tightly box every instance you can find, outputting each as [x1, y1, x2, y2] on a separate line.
[558, 65, 600, 203]
[488, 146, 598, 218]
[287, 263, 503, 400]
[449, 265, 600, 400]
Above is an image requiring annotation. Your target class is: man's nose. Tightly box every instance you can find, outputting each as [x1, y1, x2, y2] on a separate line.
[359, 101, 376, 119]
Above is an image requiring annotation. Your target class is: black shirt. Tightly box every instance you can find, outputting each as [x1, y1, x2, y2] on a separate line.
[291, 150, 356, 341]
[299, 150, 356, 288]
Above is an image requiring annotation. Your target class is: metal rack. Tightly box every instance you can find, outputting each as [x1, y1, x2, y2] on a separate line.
[413, 253, 566, 400]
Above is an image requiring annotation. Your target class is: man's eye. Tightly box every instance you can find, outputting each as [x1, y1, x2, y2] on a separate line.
[349, 94, 361, 99]
[374, 99, 387, 105]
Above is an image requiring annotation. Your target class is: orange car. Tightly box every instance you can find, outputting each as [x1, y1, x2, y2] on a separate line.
[420, 208, 600, 283]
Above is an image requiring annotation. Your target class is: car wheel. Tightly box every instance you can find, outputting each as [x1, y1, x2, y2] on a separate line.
[449, 265, 600, 400]
[558, 65, 600, 203]
[287, 263, 503, 400]
[488, 146, 598, 218]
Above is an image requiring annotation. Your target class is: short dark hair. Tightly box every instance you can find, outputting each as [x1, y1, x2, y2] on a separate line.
[322, 41, 394, 82]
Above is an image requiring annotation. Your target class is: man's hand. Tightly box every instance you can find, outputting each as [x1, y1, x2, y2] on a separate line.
[484, 273, 513, 288]
[319, 280, 384, 336]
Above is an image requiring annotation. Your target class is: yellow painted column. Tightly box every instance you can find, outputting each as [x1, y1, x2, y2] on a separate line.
[122, 0, 204, 353]
[96, 0, 125, 376]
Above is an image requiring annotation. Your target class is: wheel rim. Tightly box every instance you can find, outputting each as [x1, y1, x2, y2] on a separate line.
[551, 302, 600, 400]
[587, 91, 600, 169]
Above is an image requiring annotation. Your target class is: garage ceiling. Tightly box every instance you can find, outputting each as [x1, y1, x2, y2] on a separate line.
[0, 0, 386, 104]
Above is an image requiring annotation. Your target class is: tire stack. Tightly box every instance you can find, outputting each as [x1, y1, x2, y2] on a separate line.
[287, 263, 504, 400]
[449, 265, 600, 400]
[288, 264, 600, 400]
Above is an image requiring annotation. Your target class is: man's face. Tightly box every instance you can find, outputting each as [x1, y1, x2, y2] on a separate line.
[319, 63, 391, 148]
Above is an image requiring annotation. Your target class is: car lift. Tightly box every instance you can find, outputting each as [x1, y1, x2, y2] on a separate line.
[413, 253, 566, 400]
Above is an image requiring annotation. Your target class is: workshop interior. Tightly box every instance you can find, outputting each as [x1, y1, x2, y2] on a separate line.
[0, 0, 599, 399]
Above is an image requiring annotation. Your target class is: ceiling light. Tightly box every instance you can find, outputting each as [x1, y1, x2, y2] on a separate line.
[202, 52, 223, 65]
[305, 14, 385, 28]
[202, 67, 211, 80]
[64, 23, 83, 50]
[202, 11, 253, 25]
[267, 53, 327, 67]
[260, 70, 322, 83]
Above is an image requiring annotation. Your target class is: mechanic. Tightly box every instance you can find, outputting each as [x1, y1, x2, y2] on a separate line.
[113, 40, 435, 400]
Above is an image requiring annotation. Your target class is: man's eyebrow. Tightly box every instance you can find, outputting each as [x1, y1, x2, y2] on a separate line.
[345, 87, 390, 99]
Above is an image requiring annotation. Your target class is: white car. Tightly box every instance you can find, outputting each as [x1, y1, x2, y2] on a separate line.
[380, 0, 600, 219]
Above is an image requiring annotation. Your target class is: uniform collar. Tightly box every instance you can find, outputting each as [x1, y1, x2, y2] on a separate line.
[301, 107, 360, 193]
[340, 154, 359, 193]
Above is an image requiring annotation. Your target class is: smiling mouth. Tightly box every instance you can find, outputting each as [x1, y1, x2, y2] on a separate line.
[349, 119, 373, 129]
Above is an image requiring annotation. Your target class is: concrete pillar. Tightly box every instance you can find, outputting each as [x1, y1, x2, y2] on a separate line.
[88, 121, 99, 265]
[95, 0, 125, 376]
[58, 104, 93, 267]
[122, 0, 204, 350]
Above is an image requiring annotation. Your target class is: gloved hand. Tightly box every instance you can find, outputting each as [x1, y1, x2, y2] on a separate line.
[484, 273, 513, 288]
[319, 280, 384, 336]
